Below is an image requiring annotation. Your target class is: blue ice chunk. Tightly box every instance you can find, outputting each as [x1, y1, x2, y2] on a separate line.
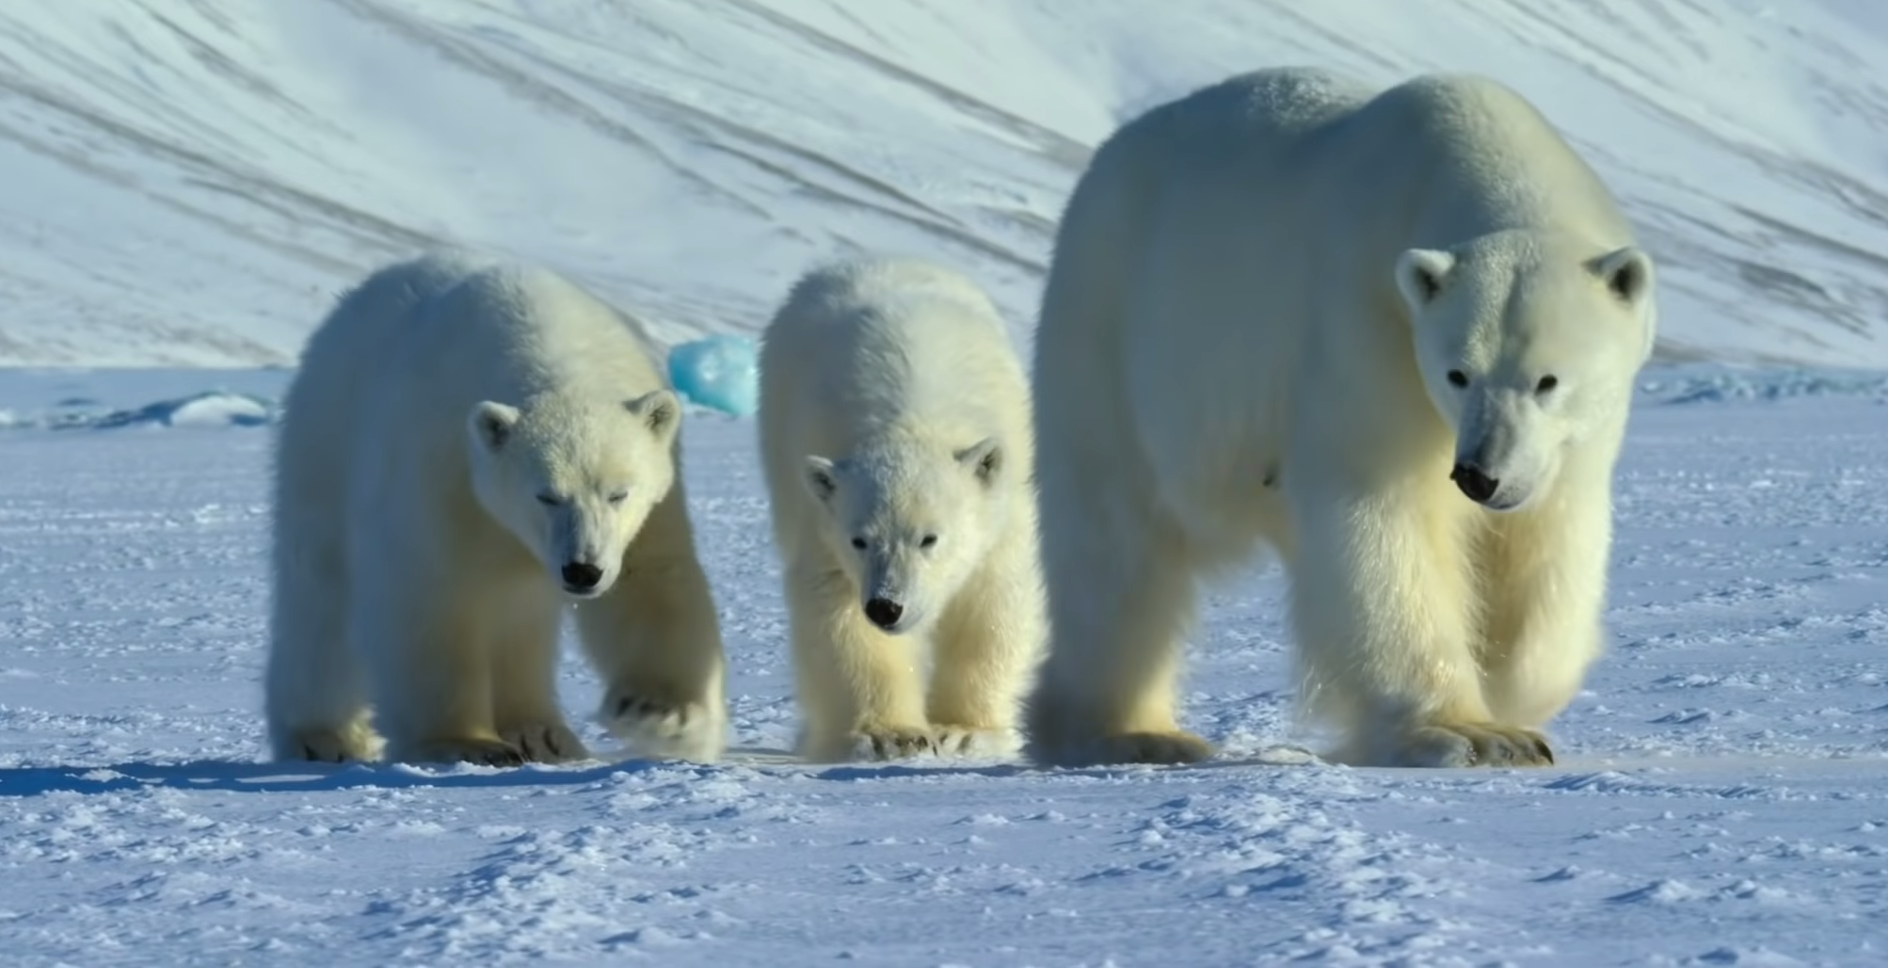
[667, 334, 759, 417]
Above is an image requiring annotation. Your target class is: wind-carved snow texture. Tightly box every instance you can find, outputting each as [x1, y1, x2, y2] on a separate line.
[2, 0, 1888, 368]
[0, 366, 1884, 966]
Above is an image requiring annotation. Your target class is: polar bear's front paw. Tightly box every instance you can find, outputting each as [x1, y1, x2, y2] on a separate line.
[499, 722, 591, 764]
[401, 737, 526, 768]
[1031, 729, 1216, 767]
[929, 724, 1022, 759]
[601, 689, 724, 764]
[1394, 722, 1555, 768]
[1091, 730, 1216, 766]
[849, 725, 943, 761]
[280, 727, 381, 764]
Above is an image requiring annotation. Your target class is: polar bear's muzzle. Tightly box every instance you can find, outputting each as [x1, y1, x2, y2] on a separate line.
[1450, 390, 1547, 512]
[1450, 449, 1531, 512]
[859, 558, 925, 635]
[561, 560, 607, 596]
[1449, 460, 1500, 506]
[545, 505, 622, 598]
[864, 595, 907, 632]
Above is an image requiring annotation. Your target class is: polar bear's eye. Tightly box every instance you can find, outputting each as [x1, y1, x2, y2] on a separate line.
[536, 493, 561, 506]
[607, 489, 630, 504]
[1535, 375, 1559, 394]
[1446, 370, 1469, 388]
[850, 537, 867, 550]
[920, 534, 938, 549]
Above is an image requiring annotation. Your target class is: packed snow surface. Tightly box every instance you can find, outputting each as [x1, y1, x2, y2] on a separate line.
[0, 366, 1885, 966]
[3, 1, 1888, 368]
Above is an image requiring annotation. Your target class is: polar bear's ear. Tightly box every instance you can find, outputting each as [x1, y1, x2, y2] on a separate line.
[1394, 248, 1456, 310]
[1593, 246, 1658, 361]
[1591, 246, 1653, 305]
[625, 389, 681, 444]
[468, 401, 522, 454]
[802, 455, 838, 504]
[955, 437, 1003, 486]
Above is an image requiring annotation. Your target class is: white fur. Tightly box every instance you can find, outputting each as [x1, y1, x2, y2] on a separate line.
[264, 253, 728, 767]
[758, 257, 1046, 763]
[1025, 68, 1657, 769]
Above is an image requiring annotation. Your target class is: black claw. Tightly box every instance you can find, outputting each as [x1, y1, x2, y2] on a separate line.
[615, 695, 679, 726]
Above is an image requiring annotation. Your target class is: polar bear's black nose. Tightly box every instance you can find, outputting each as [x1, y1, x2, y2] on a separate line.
[1450, 462, 1499, 504]
[864, 597, 904, 630]
[561, 562, 604, 591]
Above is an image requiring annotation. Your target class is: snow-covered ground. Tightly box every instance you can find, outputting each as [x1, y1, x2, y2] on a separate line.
[3, 0, 1888, 367]
[0, 367, 1884, 966]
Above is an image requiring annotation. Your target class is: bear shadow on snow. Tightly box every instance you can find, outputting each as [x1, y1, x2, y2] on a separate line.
[0, 749, 1043, 797]
[0, 756, 705, 798]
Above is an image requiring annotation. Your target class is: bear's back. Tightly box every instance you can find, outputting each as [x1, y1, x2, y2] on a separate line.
[758, 252, 1027, 445]
[422, 263, 666, 401]
[1327, 73, 1631, 245]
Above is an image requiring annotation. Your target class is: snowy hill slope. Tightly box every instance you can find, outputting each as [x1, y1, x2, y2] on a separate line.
[1, 0, 1887, 367]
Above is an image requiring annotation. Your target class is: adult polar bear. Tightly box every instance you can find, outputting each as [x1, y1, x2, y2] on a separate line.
[759, 257, 1045, 763]
[1026, 68, 1658, 769]
[265, 253, 728, 767]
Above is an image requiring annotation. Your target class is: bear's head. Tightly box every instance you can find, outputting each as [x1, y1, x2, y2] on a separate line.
[800, 435, 1008, 635]
[464, 389, 681, 599]
[1394, 229, 1656, 512]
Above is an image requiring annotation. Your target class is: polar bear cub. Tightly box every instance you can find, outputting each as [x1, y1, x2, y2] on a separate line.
[1025, 68, 1658, 769]
[758, 257, 1045, 763]
[265, 252, 728, 767]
